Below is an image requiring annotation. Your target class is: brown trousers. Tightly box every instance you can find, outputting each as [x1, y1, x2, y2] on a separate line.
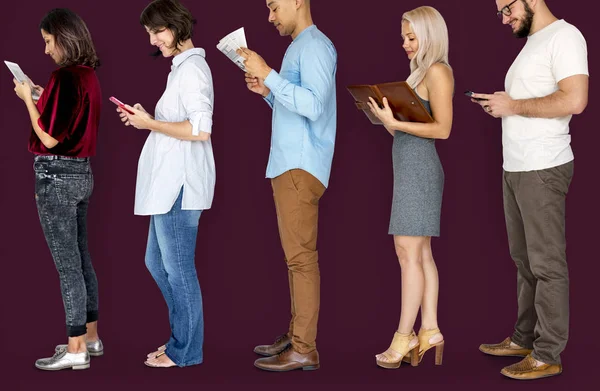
[503, 161, 574, 365]
[271, 169, 325, 354]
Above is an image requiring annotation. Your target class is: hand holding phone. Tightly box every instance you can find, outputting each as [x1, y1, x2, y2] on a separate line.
[464, 90, 488, 101]
[109, 96, 135, 115]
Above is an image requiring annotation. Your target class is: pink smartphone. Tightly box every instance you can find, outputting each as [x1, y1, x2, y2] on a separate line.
[109, 96, 135, 115]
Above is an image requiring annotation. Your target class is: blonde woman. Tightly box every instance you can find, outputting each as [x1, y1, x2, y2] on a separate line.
[367, 6, 454, 369]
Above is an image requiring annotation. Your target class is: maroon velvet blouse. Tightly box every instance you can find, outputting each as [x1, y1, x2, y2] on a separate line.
[29, 65, 102, 157]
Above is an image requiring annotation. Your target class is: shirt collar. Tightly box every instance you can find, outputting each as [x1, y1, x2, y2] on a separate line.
[293, 25, 316, 41]
[172, 48, 205, 69]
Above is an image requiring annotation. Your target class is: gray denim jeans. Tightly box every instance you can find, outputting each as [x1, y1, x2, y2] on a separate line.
[34, 155, 98, 337]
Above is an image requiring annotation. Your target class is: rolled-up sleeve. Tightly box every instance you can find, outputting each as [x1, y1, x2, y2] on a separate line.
[179, 61, 214, 135]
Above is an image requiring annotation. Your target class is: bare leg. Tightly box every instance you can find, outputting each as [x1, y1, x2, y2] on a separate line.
[376, 236, 426, 363]
[419, 237, 443, 344]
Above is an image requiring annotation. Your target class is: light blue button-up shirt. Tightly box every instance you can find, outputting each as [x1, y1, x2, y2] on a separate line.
[263, 25, 337, 188]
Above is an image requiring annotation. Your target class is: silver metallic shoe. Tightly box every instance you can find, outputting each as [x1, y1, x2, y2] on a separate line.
[55, 339, 104, 357]
[35, 347, 90, 371]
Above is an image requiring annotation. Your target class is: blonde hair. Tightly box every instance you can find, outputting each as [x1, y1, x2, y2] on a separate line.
[402, 6, 450, 89]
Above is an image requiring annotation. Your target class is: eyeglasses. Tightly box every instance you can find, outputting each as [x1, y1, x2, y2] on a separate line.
[497, 0, 518, 18]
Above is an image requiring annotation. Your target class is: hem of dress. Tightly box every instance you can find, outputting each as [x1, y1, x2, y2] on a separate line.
[388, 231, 440, 237]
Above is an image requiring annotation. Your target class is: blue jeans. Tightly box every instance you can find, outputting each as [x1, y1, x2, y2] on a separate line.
[145, 189, 204, 367]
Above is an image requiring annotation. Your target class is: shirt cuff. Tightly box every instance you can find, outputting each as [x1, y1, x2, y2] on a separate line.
[264, 69, 286, 95]
[264, 91, 274, 108]
[189, 113, 213, 136]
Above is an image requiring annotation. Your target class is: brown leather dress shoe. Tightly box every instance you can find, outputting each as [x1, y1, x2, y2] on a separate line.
[254, 346, 319, 372]
[501, 355, 562, 380]
[479, 337, 533, 357]
[254, 334, 292, 357]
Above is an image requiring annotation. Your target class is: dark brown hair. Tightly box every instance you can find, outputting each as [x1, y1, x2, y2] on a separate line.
[39, 8, 100, 68]
[140, 0, 196, 56]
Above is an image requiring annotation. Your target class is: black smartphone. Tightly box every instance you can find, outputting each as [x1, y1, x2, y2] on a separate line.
[464, 90, 488, 101]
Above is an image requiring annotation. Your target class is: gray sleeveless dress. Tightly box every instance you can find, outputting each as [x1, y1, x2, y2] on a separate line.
[389, 96, 444, 237]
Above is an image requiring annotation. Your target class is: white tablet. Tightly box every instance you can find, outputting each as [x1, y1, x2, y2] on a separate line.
[4, 60, 41, 100]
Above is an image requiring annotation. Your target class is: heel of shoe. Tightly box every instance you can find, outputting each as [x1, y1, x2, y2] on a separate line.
[72, 363, 90, 370]
[435, 341, 444, 366]
[410, 345, 420, 367]
[302, 364, 320, 371]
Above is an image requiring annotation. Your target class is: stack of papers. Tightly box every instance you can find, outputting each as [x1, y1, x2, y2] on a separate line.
[216, 27, 248, 72]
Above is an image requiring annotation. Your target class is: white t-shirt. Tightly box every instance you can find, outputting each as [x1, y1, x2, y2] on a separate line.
[503, 19, 588, 172]
[134, 48, 216, 215]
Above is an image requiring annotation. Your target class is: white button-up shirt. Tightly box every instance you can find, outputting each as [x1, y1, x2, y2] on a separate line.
[134, 48, 215, 215]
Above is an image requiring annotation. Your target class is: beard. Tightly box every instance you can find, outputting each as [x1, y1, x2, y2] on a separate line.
[513, 0, 534, 38]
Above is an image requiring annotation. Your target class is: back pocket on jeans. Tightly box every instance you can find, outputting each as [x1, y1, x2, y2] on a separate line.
[54, 175, 90, 205]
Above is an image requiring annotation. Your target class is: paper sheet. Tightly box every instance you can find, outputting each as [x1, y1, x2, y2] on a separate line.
[216, 27, 248, 72]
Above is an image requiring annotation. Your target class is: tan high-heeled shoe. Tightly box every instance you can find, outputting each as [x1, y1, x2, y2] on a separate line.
[402, 328, 444, 365]
[376, 331, 420, 369]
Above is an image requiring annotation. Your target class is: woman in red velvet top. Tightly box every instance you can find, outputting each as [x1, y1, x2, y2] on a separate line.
[12, 8, 103, 371]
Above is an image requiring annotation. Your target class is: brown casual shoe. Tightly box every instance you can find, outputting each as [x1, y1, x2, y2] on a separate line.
[479, 337, 533, 357]
[501, 355, 562, 380]
[253, 334, 292, 357]
[254, 346, 319, 372]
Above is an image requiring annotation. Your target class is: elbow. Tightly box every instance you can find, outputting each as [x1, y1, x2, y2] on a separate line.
[192, 131, 211, 142]
[305, 98, 326, 122]
[44, 139, 59, 149]
[436, 125, 452, 140]
[307, 106, 324, 122]
[571, 98, 588, 115]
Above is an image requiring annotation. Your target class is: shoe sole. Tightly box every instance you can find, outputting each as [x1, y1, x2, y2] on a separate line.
[35, 363, 90, 371]
[501, 370, 562, 380]
[144, 361, 178, 368]
[479, 347, 531, 357]
[376, 362, 402, 369]
[253, 362, 319, 372]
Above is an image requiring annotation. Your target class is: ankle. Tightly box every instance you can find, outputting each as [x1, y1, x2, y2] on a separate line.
[532, 358, 546, 367]
[67, 337, 88, 353]
[66, 345, 87, 354]
[509, 341, 524, 349]
[419, 324, 439, 332]
[85, 333, 99, 342]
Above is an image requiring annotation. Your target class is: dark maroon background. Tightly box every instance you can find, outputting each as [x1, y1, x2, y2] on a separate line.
[1, 0, 597, 390]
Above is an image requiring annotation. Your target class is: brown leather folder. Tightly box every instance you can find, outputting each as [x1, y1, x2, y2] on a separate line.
[347, 81, 434, 125]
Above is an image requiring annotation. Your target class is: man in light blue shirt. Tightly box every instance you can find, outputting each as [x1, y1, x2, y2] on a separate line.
[237, 0, 336, 372]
